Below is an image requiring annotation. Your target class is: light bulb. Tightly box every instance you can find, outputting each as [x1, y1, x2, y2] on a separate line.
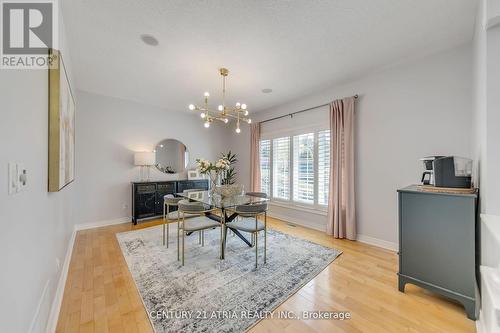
[204, 92, 210, 97]
[235, 102, 241, 107]
[241, 103, 247, 110]
[218, 105, 224, 111]
[235, 127, 241, 133]
[224, 118, 229, 123]
[204, 121, 210, 128]
[244, 110, 249, 116]
[200, 112, 206, 118]
[248, 119, 252, 124]
[188, 104, 195, 110]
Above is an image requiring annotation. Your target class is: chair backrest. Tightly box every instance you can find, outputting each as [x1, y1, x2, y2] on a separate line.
[164, 194, 182, 205]
[235, 202, 268, 216]
[178, 199, 211, 213]
[183, 188, 205, 193]
[245, 192, 268, 198]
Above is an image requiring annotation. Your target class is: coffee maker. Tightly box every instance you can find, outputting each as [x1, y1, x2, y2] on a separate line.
[420, 156, 443, 185]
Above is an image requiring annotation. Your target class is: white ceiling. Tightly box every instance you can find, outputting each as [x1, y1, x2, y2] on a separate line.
[63, 0, 477, 114]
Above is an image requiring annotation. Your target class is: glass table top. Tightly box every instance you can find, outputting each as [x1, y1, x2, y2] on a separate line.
[176, 190, 269, 209]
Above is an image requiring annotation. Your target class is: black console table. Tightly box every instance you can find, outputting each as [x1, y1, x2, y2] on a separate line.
[131, 179, 208, 224]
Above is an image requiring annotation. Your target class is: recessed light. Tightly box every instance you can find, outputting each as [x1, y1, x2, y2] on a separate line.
[140, 34, 159, 46]
[262, 88, 273, 94]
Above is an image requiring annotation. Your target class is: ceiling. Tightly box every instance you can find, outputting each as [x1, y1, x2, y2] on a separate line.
[63, 0, 477, 114]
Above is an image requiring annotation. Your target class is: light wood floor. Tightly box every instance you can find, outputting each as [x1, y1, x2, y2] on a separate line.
[56, 217, 475, 333]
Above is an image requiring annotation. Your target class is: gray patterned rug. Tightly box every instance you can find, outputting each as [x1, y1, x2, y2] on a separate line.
[116, 220, 341, 333]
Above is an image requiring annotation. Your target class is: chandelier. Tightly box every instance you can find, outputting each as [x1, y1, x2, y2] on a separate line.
[188, 68, 251, 133]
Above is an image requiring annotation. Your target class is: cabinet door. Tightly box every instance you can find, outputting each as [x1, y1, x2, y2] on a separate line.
[400, 192, 476, 297]
[135, 184, 157, 219]
[192, 180, 209, 190]
[156, 182, 176, 214]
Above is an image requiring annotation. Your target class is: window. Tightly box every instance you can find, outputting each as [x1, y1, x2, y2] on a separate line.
[260, 128, 331, 209]
[272, 137, 290, 199]
[259, 140, 271, 195]
[318, 130, 330, 205]
[293, 133, 314, 203]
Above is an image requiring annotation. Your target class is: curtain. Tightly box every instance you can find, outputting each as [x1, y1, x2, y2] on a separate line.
[327, 97, 356, 239]
[250, 123, 261, 192]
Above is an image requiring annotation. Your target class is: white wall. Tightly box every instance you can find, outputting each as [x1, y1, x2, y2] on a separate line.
[232, 44, 473, 247]
[0, 3, 75, 332]
[73, 91, 231, 225]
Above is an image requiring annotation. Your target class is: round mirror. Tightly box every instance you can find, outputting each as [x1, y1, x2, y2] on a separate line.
[154, 139, 189, 174]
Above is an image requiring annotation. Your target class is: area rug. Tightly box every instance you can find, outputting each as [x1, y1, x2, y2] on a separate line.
[116, 220, 341, 333]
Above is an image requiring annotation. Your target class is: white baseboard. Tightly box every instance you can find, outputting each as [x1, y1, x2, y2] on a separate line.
[476, 311, 483, 333]
[45, 216, 130, 332]
[74, 216, 130, 231]
[29, 279, 51, 333]
[356, 234, 398, 252]
[269, 213, 398, 252]
[45, 228, 77, 333]
[267, 212, 327, 232]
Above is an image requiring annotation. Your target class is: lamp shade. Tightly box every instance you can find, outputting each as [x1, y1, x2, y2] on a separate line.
[134, 152, 156, 166]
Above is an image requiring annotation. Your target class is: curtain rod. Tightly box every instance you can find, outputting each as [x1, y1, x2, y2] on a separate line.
[259, 94, 358, 124]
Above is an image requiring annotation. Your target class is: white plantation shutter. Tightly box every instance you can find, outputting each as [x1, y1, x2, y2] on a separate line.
[259, 140, 271, 195]
[272, 137, 290, 199]
[318, 130, 330, 205]
[293, 133, 314, 203]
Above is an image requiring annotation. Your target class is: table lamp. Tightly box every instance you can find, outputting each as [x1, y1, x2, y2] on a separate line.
[134, 152, 155, 181]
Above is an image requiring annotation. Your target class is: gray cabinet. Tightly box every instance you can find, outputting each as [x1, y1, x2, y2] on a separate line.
[397, 185, 479, 320]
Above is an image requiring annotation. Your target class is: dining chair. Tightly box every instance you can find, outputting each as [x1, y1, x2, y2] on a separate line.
[163, 194, 199, 247]
[178, 199, 222, 266]
[224, 202, 268, 269]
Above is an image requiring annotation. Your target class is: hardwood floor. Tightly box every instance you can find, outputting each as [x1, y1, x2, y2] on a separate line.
[56, 217, 475, 333]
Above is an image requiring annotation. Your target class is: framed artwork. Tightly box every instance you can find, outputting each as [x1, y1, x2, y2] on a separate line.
[187, 169, 204, 180]
[48, 49, 76, 192]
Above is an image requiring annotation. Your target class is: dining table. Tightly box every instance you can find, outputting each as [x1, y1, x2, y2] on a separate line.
[175, 190, 269, 259]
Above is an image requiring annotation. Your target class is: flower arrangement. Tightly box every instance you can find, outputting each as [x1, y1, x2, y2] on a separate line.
[196, 157, 230, 192]
[196, 158, 230, 174]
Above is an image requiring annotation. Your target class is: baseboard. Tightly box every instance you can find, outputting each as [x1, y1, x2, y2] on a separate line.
[356, 234, 398, 252]
[267, 212, 327, 232]
[45, 228, 77, 333]
[74, 216, 130, 231]
[29, 279, 51, 333]
[476, 311, 483, 333]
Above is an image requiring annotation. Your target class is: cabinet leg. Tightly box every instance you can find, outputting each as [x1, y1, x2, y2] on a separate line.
[398, 276, 406, 292]
[462, 299, 477, 320]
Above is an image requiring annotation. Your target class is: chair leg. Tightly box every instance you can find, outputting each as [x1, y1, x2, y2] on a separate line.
[199, 230, 201, 245]
[166, 223, 169, 248]
[182, 230, 185, 266]
[162, 203, 166, 246]
[177, 211, 181, 261]
[255, 231, 258, 269]
[202, 229, 205, 247]
[264, 212, 267, 264]
[166, 204, 170, 248]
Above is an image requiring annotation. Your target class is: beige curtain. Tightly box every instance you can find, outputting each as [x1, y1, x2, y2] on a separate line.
[250, 123, 261, 192]
[327, 97, 356, 239]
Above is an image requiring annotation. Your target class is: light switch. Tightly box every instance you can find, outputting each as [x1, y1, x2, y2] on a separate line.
[8, 163, 18, 195]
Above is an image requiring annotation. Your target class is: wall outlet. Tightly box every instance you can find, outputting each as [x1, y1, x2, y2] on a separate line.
[122, 203, 129, 210]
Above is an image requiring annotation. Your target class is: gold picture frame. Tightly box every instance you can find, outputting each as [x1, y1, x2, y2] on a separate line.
[48, 48, 76, 192]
